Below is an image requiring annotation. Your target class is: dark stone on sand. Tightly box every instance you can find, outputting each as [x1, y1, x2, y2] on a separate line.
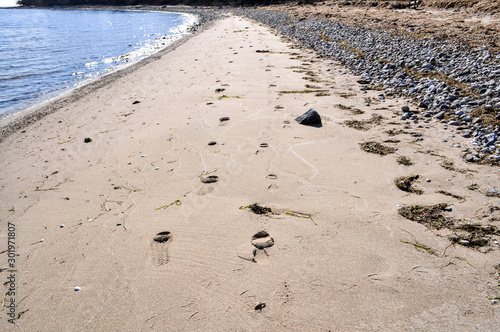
[295, 108, 322, 126]
[132, 100, 140, 105]
[357, 79, 371, 85]
[208, 141, 217, 146]
[220, 117, 230, 122]
[402, 106, 410, 113]
[84, 137, 92, 143]
[215, 88, 225, 93]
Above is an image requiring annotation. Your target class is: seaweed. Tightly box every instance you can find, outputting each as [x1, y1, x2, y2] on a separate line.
[398, 203, 453, 230]
[344, 114, 384, 131]
[435, 190, 465, 201]
[155, 200, 181, 210]
[467, 183, 480, 191]
[360, 141, 396, 155]
[240, 203, 273, 215]
[397, 156, 414, 166]
[449, 223, 499, 248]
[395, 175, 423, 195]
[401, 240, 437, 256]
[440, 159, 467, 173]
[399, 204, 500, 250]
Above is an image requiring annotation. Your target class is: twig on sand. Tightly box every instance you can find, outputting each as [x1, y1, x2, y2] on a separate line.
[155, 200, 181, 210]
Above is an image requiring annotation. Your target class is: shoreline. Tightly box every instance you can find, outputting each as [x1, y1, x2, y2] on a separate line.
[0, 5, 221, 142]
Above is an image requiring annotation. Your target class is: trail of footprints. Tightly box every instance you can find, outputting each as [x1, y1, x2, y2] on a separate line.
[151, 139, 279, 266]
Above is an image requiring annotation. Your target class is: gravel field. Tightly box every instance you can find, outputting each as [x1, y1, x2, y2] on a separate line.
[234, 7, 500, 164]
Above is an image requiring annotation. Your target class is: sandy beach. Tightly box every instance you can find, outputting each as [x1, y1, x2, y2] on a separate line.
[1, 11, 500, 330]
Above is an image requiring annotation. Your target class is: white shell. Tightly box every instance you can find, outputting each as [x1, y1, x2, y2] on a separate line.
[74, 286, 81, 291]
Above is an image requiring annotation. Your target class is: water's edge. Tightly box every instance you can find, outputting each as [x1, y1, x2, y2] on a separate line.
[0, 6, 222, 141]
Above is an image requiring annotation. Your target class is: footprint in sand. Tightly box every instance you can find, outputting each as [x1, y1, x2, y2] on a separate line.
[151, 231, 172, 266]
[198, 175, 218, 196]
[251, 231, 274, 264]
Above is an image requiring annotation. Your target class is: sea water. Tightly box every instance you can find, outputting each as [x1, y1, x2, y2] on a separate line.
[0, 8, 197, 118]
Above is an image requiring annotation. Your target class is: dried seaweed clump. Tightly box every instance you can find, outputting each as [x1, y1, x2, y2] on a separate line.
[398, 203, 453, 230]
[344, 113, 384, 131]
[240, 203, 273, 215]
[360, 141, 396, 155]
[395, 175, 423, 195]
[450, 224, 500, 248]
[397, 156, 414, 166]
[399, 204, 500, 249]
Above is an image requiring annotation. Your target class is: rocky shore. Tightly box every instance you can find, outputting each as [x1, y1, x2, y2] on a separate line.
[234, 8, 500, 165]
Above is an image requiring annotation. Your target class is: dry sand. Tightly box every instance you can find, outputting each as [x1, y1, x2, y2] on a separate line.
[1, 13, 500, 330]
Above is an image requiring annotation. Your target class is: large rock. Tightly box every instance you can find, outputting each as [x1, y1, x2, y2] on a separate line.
[295, 108, 322, 126]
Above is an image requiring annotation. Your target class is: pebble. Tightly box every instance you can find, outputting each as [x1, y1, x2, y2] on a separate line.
[74, 286, 81, 291]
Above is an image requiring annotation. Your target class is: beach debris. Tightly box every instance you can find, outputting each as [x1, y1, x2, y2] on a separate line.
[60, 224, 65, 228]
[266, 174, 278, 179]
[467, 183, 480, 191]
[344, 113, 384, 131]
[435, 190, 465, 201]
[208, 141, 217, 146]
[201, 175, 219, 184]
[394, 175, 423, 195]
[450, 224, 499, 247]
[215, 88, 225, 93]
[359, 141, 396, 155]
[74, 286, 81, 291]
[155, 200, 181, 210]
[251, 231, 275, 249]
[295, 108, 322, 126]
[31, 239, 44, 245]
[486, 188, 500, 197]
[260, 143, 268, 148]
[132, 100, 140, 104]
[398, 204, 453, 230]
[399, 204, 500, 249]
[254, 302, 266, 311]
[153, 231, 172, 243]
[83, 137, 92, 143]
[397, 156, 414, 166]
[400, 240, 437, 256]
[219, 117, 230, 122]
[240, 203, 273, 215]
